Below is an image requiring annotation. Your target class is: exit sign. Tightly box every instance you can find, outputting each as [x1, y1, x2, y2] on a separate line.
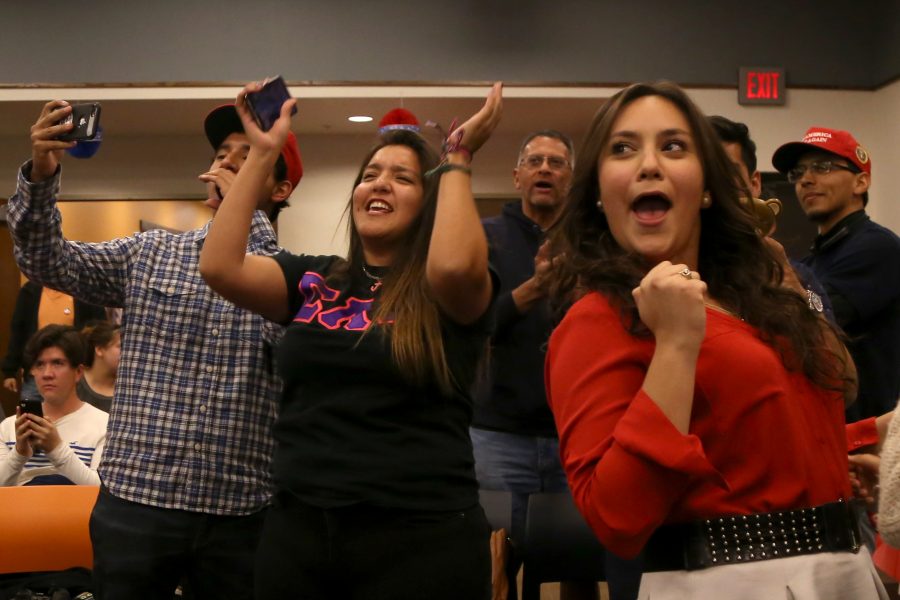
[739, 67, 786, 105]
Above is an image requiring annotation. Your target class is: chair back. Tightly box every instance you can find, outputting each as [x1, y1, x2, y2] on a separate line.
[478, 488, 513, 534]
[522, 491, 606, 599]
[0, 485, 99, 574]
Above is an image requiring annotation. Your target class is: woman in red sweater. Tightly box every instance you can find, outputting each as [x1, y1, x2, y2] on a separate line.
[544, 82, 885, 598]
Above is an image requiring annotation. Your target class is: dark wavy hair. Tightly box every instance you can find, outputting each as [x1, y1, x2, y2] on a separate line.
[547, 81, 848, 392]
[24, 324, 86, 372]
[329, 129, 455, 392]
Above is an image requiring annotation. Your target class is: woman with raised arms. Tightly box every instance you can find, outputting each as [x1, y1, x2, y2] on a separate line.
[200, 82, 502, 599]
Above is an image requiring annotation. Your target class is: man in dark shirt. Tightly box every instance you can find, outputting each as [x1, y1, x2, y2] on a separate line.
[473, 130, 608, 600]
[472, 130, 572, 523]
[773, 127, 900, 419]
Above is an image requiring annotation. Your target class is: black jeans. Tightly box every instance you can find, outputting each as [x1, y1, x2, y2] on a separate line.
[89, 488, 266, 600]
[255, 492, 492, 600]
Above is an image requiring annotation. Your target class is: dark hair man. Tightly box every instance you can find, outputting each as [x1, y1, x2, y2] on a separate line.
[773, 128, 899, 419]
[709, 115, 834, 322]
[0, 324, 108, 486]
[6, 99, 301, 599]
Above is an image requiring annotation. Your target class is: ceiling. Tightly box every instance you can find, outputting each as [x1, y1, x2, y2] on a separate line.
[0, 91, 612, 139]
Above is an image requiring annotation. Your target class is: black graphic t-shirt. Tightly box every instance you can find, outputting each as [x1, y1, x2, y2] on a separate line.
[272, 251, 491, 511]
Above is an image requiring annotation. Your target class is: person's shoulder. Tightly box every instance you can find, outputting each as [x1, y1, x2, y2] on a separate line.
[861, 218, 900, 245]
[0, 414, 14, 430]
[568, 291, 615, 316]
[845, 219, 900, 257]
[77, 402, 109, 423]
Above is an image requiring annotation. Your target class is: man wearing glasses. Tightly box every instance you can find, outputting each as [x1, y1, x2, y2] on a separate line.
[773, 128, 900, 420]
[471, 131, 640, 600]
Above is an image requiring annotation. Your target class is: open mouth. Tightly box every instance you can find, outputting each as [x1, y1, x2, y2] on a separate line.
[631, 193, 672, 225]
[533, 181, 554, 192]
[366, 199, 393, 214]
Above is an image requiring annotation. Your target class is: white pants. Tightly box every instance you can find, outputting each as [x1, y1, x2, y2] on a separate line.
[639, 547, 887, 599]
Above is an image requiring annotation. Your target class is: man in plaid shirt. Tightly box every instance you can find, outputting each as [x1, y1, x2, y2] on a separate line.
[7, 100, 302, 599]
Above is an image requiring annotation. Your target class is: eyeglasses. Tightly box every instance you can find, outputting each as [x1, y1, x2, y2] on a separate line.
[787, 160, 856, 183]
[519, 154, 571, 171]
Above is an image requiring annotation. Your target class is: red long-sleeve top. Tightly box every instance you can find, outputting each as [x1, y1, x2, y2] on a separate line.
[545, 292, 853, 559]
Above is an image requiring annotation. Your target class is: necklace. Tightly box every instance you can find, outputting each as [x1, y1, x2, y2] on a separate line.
[361, 263, 383, 293]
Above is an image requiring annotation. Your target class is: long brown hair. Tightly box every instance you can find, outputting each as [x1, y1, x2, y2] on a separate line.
[547, 81, 849, 392]
[330, 130, 454, 393]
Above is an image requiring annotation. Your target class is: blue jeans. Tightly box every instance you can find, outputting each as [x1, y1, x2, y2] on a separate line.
[89, 488, 265, 600]
[470, 427, 568, 546]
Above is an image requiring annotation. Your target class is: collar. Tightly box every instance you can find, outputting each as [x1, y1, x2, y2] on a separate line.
[502, 201, 544, 234]
[810, 210, 869, 254]
[195, 210, 277, 252]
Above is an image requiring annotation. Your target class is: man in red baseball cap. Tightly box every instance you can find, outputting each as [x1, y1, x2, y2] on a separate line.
[773, 127, 899, 420]
[7, 95, 303, 599]
[201, 103, 303, 222]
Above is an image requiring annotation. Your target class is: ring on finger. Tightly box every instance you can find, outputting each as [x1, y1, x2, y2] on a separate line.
[679, 267, 692, 280]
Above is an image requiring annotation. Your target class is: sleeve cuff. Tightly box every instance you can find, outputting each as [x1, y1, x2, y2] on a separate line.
[614, 389, 729, 490]
[18, 160, 61, 197]
[846, 417, 879, 452]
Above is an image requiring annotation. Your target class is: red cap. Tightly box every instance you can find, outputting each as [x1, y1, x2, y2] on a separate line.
[378, 108, 420, 134]
[203, 104, 303, 189]
[772, 127, 871, 175]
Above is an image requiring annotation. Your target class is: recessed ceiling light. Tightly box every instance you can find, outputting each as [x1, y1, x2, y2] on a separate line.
[348, 115, 373, 123]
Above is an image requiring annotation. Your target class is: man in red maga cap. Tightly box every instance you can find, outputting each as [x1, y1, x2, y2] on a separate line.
[773, 127, 899, 421]
[7, 98, 302, 599]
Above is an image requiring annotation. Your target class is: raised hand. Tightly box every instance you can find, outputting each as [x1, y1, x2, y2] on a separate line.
[448, 82, 503, 157]
[234, 81, 297, 155]
[30, 100, 77, 181]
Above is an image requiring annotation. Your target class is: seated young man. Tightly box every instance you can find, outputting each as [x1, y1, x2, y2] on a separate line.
[0, 324, 108, 486]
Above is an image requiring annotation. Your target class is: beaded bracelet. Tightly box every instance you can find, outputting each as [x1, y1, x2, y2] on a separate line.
[442, 127, 473, 164]
[425, 163, 472, 178]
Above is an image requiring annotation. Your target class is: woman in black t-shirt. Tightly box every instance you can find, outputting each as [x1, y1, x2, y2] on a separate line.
[200, 82, 502, 600]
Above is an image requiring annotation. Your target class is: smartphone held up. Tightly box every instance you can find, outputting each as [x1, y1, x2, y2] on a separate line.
[19, 397, 44, 418]
[245, 76, 297, 131]
[57, 102, 102, 142]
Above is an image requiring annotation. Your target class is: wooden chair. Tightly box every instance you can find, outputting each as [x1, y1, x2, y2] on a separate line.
[0, 485, 99, 574]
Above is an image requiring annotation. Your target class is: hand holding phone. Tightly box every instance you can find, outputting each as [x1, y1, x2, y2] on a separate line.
[245, 77, 297, 132]
[57, 102, 102, 142]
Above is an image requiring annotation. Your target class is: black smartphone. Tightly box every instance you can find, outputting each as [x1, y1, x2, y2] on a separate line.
[57, 102, 102, 142]
[19, 397, 44, 418]
[245, 76, 297, 131]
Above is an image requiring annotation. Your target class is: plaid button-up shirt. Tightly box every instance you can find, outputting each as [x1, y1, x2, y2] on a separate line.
[8, 163, 282, 514]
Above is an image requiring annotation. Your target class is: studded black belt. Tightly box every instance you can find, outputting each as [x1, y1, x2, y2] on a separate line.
[642, 500, 861, 572]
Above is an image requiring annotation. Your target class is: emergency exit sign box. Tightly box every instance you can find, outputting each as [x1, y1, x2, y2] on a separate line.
[739, 67, 786, 105]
